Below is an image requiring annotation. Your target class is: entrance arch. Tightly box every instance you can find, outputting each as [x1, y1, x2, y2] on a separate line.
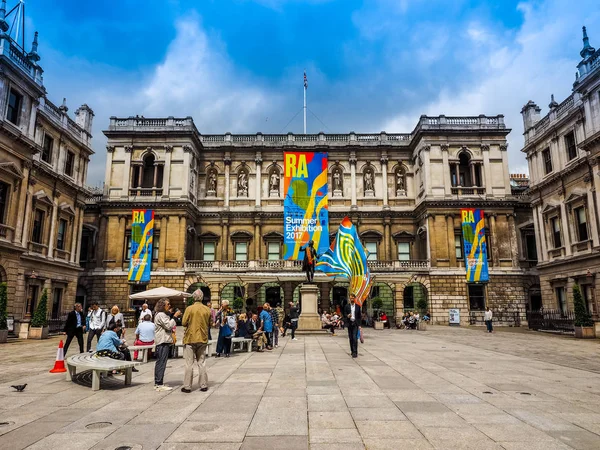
[528, 284, 542, 311]
[257, 282, 283, 308]
[402, 282, 428, 312]
[187, 282, 211, 303]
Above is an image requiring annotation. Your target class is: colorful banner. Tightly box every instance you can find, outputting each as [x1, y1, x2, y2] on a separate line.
[461, 208, 489, 282]
[283, 151, 329, 260]
[128, 210, 154, 282]
[316, 217, 372, 306]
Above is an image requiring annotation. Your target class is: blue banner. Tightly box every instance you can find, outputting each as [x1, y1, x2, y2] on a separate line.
[461, 208, 489, 282]
[128, 210, 154, 282]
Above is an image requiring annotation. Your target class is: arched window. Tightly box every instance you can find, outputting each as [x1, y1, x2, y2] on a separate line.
[450, 151, 482, 188]
[132, 154, 163, 191]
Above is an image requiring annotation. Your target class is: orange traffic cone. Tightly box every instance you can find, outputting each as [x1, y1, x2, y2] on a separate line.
[49, 340, 67, 373]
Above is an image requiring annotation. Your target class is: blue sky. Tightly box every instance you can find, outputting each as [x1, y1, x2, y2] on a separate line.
[21, 0, 600, 185]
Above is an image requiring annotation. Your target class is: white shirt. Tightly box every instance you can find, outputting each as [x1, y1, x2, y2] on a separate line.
[135, 321, 155, 342]
[484, 310, 493, 321]
[350, 303, 356, 321]
[139, 308, 153, 322]
[88, 309, 105, 330]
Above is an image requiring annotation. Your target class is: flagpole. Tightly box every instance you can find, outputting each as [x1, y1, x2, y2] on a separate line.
[303, 76, 307, 135]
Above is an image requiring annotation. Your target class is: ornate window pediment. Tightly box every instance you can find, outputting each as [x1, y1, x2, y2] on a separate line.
[360, 230, 383, 241]
[541, 203, 560, 215]
[393, 230, 415, 240]
[33, 190, 53, 207]
[0, 162, 24, 179]
[199, 231, 220, 242]
[263, 231, 284, 242]
[59, 203, 76, 216]
[564, 192, 586, 205]
[230, 230, 253, 241]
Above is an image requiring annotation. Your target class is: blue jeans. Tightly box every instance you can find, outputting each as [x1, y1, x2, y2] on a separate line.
[217, 328, 231, 354]
[485, 320, 493, 332]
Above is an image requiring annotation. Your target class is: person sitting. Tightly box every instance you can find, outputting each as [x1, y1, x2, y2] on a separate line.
[422, 311, 431, 322]
[247, 313, 267, 352]
[96, 323, 138, 371]
[133, 314, 155, 360]
[236, 313, 250, 338]
[322, 313, 336, 335]
[379, 311, 390, 329]
[407, 312, 417, 330]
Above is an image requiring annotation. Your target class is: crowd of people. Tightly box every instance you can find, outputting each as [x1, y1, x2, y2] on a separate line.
[397, 310, 430, 329]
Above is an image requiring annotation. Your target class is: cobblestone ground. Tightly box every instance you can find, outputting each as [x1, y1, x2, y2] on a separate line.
[1, 326, 600, 449]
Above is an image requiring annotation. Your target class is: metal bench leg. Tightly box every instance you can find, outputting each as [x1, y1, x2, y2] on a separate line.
[92, 370, 101, 391]
[143, 349, 148, 363]
[124, 368, 132, 386]
[247, 341, 251, 352]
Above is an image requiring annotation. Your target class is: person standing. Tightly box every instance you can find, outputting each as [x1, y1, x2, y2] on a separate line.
[106, 305, 125, 337]
[215, 300, 233, 357]
[289, 301, 300, 340]
[86, 302, 106, 352]
[63, 303, 86, 355]
[133, 314, 155, 360]
[181, 289, 211, 393]
[344, 295, 362, 358]
[260, 303, 273, 350]
[270, 302, 280, 347]
[139, 303, 153, 323]
[484, 307, 493, 333]
[154, 298, 181, 391]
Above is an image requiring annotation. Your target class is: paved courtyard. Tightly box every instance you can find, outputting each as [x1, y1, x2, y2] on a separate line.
[1, 326, 600, 449]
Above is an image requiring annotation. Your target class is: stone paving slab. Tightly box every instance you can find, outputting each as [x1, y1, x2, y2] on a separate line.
[1, 326, 600, 448]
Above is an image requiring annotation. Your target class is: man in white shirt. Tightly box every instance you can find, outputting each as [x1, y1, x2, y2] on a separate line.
[344, 295, 362, 358]
[484, 307, 493, 333]
[134, 314, 155, 360]
[86, 301, 106, 352]
[139, 303, 153, 323]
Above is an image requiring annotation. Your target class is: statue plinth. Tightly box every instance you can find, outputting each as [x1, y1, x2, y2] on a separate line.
[269, 189, 279, 197]
[333, 189, 342, 197]
[364, 189, 375, 197]
[396, 189, 406, 197]
[207, 190, 216, 197]
[298, 284, 322, 331]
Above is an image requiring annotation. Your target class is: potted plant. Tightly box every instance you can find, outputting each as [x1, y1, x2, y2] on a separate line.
[29, 288, 49, 340]
[0, 282, 8, 343]
[232, 297, 244, 314]
[573, 284, 595, 339]
[371, 297, 384, 329]
[416, 297, 428, 331]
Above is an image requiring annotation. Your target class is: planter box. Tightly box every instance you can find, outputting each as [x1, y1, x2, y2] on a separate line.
[418, 322, 427, 331]
[575, 326, 596, 339]
[0, 329, 7, 343]
[374, 322, 384, 330]
[28, 326, 49, 340]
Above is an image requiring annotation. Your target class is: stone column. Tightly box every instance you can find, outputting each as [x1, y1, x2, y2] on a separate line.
[470, 163, 476, 186]
[96, 215, 108, 266]
[381, 155, 389, 208]
[536, 206, 548, 260]
[482, 145, 492, 195]
[454, 164, 460, 186]
[74, 208, 84, 265]
[446, 214, 456, 266]
[123, 147, 132, 197]
[532, 207, 544, 263]
[159, 216, 168, 268]
[47, 197, 59, 258]
[255, 153, 262, 208]
[254, 219, 261, 260]
[320, 283, 331, 312]
[115, 215, 126, 267]
[507, 213, 518, 268]
[560, 203, 572, 256]
[350, 153, 357, 210]
[489, 213, 499, 267]
[153, 164, 158, 189]
[427, 214, 436, 264]
[163, 145, 172, 197]
[384, 218, 391, 261]
[298, 284, 322, 331]
[21, 184, 35, 248]
[222, 219, 229, 260]
[105, 146, 115, 196]
[224, 157, 231, 208]
[178, 215, 186, 267]
[441, 144, 451, 195]
[70, 206, 79, 263]
[14, 163, 30, 244]
[586, 176, 600, 246]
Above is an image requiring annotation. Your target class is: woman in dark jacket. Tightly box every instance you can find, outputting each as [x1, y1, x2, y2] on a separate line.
[236, 313, 250, 338]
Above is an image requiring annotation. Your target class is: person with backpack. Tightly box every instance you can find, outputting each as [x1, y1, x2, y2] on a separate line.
[215, 300, 233, 358]
[106, 305, 125, 338]
[86, 301, 106, 352]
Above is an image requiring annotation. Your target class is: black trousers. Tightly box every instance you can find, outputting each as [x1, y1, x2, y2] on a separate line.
[64, 328, 84, 355]
[347, 322, 358, 355]
[86, 328, 103, 352]
[291, 320, 298, 339]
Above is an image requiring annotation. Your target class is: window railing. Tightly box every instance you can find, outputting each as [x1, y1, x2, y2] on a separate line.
[184, 259, 429, 271]
[54, 248, 71, 260]
[29, 242, 48, 256]
[129, 188, 163, 197]
[451, 187, 486, 196]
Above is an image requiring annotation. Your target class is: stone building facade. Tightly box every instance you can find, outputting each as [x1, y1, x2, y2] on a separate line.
[522, 27, 600, 332]
[80, 114, 536, 326]
[0, 8, 94, 336]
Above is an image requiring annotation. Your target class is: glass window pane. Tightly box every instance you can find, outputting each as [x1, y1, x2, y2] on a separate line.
[203, 242, 215, 261]
[235, 242, 247, 261]
[397, 242, 410, 260]
[455, 235, 463, 259]
[365, 242, 377, 260]
[267, 242, 280, 260]
[152, 235, 160, 260]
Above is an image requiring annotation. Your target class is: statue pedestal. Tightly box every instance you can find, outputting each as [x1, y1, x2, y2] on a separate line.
[207, 190, 216, 197]
[365, 189, 375, 197]
[298, 284, 322, 331]
[333, 189, 342, 197]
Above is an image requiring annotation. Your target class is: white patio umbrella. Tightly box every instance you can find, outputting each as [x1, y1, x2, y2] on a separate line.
[128, 286, 192, 301]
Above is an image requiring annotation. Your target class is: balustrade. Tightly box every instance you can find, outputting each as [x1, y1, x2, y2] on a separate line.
[129, 188, 163, 197]
[185, 259, 429, 272]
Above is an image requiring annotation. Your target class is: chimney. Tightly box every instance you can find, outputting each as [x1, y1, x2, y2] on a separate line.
[521, 100, 541, 131]
[75, 104, 95, 135]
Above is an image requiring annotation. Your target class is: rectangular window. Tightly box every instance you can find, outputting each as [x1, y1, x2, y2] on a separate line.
[565, 132, 577, 161]
[455, 235, 463, 259]
[52, 288, 62, 319]
[525, 234, 538, 261]
[124, 233, 132, 261]
[575, 206, 589, 242]
[56, 218, 67, 250]
[403, 286, 414, 309]
[397, 242, 410, 261]
[42, 134, 54, 164]
[152, 234, 160, 261]
[6, 88, 22, 125]
[203, 242, 216, 261]
[267, 242, 280, 260]
[365, 241, 377, 261]
[542, 148, 553, 174]
[551, 217, 562, 248]
[31, 209, 44, 243]
[556, 287, 566, 315]
[64, 151, 75, 177]
[468, 284, 486, 311]
[235, 242, 248, 261]
[0, 181, 9, 224]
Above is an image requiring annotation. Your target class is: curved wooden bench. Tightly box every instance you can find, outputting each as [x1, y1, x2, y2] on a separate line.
[66, 353, 141, 391]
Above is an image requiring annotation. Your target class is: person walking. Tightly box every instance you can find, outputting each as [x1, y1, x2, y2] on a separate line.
[154, 298, 181, 391]
[484, 307, 493, 333]
[270, 302, 280, 347]
[181, 289, 211, 393]
[289, 301, 300, 340]
[63, 303, 86, 355]
[344, 295, 362, 358]
[215, 300, 233, 357]
[133, 314, 155, 360]
[260, 303, 274, 349]
[86, 302, 106, 352]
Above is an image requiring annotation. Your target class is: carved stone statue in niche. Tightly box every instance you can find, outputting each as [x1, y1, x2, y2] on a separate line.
[396, 170, 406, 196]
[364, 169, 374, 196]
[207, 169, 217, 196]
[332, 168, 343, 195]
[269, 171, 280, 196]
[238, 170, 248, 196]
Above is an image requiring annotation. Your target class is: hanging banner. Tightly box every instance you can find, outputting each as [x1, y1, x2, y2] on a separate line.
[283, 151, 329, 260]
[128, 210, 154, 282]
[461, 208, 489, 282]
